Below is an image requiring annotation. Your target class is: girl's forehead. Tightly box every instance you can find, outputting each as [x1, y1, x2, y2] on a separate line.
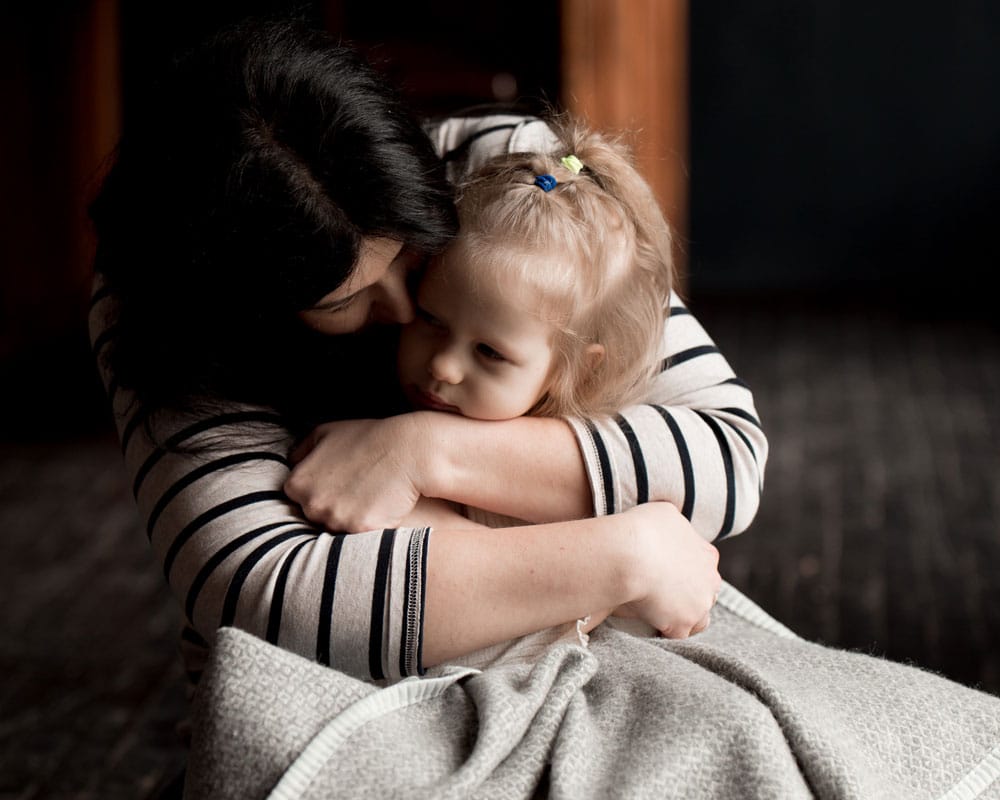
[423, 249, 557, 344]
[430, 248, 543, 314]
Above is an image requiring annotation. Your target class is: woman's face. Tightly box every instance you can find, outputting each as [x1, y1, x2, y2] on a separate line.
[299, 238, 421, 335]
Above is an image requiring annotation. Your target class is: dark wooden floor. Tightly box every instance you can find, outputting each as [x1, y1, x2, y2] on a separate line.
[704, 296, 1000, 695]
[2, 297, 998, 798]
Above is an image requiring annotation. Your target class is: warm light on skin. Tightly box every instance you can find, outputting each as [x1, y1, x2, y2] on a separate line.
[299, 237, 421, 335]
[396, 241, 560, 421]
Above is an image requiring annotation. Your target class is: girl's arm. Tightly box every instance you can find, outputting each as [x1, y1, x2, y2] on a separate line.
[398, 495, 489, 530]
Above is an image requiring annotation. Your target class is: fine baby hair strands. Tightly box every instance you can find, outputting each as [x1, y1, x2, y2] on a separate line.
[454, 117, 675, 419]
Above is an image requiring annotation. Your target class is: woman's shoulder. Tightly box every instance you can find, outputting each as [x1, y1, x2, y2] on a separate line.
[89, 273, 295, 457]
[425, 109, 561, 182]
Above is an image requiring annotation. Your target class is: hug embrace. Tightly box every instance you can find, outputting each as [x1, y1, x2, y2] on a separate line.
[89, 16, 1000, 799]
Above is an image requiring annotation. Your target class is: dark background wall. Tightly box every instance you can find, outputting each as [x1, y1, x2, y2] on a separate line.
[113, 1, 1000, 307]
[5, 1, 998, 409]
[0, 0, 563, 440]
[688, 2, 1000, 307]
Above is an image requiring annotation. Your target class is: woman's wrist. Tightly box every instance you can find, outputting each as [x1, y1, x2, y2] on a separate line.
[400, 410, 455, 501]
[400, 411, 592, 522]
[613, 506, 659, 605]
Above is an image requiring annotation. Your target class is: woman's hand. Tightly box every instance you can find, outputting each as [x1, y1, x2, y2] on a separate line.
[284, 415, 432, 532]
[615, 502, 722, 638]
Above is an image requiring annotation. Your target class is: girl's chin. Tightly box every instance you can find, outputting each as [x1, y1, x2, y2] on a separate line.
[408, 387, 462, 415]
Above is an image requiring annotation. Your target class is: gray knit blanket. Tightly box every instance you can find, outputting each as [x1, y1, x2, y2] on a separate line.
[185, 583, 1000, 799]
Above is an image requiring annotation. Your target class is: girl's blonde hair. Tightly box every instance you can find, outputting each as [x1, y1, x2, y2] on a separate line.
[454, 115, 675, 418]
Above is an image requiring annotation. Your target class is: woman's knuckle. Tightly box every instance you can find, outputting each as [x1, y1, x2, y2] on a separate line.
[283, 474, 301, 497]
[301, 497, 328, 521]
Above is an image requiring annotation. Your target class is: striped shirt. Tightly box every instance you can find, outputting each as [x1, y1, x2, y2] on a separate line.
[89, 115, 768, 684]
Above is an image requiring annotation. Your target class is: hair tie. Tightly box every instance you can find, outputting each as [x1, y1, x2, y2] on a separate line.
[560, 155, 584, 175]
[534, 174, 557, 192]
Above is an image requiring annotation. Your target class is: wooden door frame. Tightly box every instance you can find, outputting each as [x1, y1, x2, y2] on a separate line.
[561, 0, 689, 285]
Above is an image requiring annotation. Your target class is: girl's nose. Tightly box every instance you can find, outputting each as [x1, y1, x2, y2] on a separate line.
[428, 348, 462, 385]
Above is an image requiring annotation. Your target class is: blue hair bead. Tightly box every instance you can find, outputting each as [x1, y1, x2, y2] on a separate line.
[534, 174, 558, 192]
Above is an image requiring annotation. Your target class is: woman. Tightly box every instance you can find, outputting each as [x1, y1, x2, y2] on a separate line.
[93, 20, 1000, 798]
[89, 17, 761, 684]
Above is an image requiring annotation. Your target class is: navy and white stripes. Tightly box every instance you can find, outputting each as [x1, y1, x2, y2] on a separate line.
[566, 295, 768, 541]
[91, 282, 430, 684]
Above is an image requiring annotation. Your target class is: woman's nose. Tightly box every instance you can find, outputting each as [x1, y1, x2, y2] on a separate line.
[371, 261, 415, 325]
[428, 348, 462, 385]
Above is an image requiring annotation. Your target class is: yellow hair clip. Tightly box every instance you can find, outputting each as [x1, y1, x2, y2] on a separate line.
[560, 155, 584, 175]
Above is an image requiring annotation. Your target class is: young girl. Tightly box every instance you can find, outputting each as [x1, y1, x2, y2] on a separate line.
[396, 117, 679, 664]
[397, 117, 674, 528]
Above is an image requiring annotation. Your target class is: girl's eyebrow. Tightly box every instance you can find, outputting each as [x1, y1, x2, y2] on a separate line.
[481, 333, 525, 364]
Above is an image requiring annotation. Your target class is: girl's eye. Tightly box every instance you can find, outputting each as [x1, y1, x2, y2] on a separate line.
[476, 343, 506, 362]
[416, 307, 445, 328]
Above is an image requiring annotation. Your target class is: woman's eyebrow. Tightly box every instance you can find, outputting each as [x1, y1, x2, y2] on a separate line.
[311, 292, 359, 311]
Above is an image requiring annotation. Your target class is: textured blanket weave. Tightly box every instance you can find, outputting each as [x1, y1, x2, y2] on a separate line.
[185, 585, 1000, 799]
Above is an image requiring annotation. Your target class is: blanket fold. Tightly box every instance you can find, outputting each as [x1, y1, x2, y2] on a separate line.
[185, 584, 1000, 800]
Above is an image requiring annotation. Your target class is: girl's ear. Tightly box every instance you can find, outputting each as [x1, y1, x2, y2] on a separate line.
[584, 343, 606, 370]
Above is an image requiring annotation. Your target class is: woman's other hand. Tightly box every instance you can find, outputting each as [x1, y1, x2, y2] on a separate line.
[284, 415, 431, 532]
[615, 502, 722, 638]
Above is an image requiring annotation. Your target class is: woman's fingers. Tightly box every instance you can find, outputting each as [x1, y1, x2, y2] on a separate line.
[686, 579, 722, 636]
[690, 611, 712, 635]
[620, 502, 723, 639]
[283, 417, 423, 531]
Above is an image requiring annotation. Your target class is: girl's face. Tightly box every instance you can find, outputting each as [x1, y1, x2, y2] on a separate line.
[299, 238, 421, 335]
[396, 242, 558, 421]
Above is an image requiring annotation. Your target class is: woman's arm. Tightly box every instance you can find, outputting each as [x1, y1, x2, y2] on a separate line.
[93, 287, 719, 680]
[564, 295, 769, 540]
[286, 413, 591, 532]
[286, 295, 767, 541]
[104, 387, 715, 678]
[292, 118, 765, 540]
[423, 292, 771, 541]
[422, 502, 720, 666]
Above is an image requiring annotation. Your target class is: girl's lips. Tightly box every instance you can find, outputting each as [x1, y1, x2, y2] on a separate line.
[412, 388, 460, 414]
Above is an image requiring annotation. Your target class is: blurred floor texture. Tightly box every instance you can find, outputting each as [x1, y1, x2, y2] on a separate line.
[1, 296, 998, 798]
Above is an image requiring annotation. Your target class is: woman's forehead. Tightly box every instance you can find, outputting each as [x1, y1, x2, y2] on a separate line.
[329, 237, 404, 300]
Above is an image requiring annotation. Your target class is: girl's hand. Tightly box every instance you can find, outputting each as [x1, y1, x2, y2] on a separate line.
[397, 496, 488, 530]
[284, 415, 431, 532]
[615, 502, 722, 638]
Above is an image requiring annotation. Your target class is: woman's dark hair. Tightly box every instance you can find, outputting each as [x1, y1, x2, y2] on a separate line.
[90, 16, 457, 430]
